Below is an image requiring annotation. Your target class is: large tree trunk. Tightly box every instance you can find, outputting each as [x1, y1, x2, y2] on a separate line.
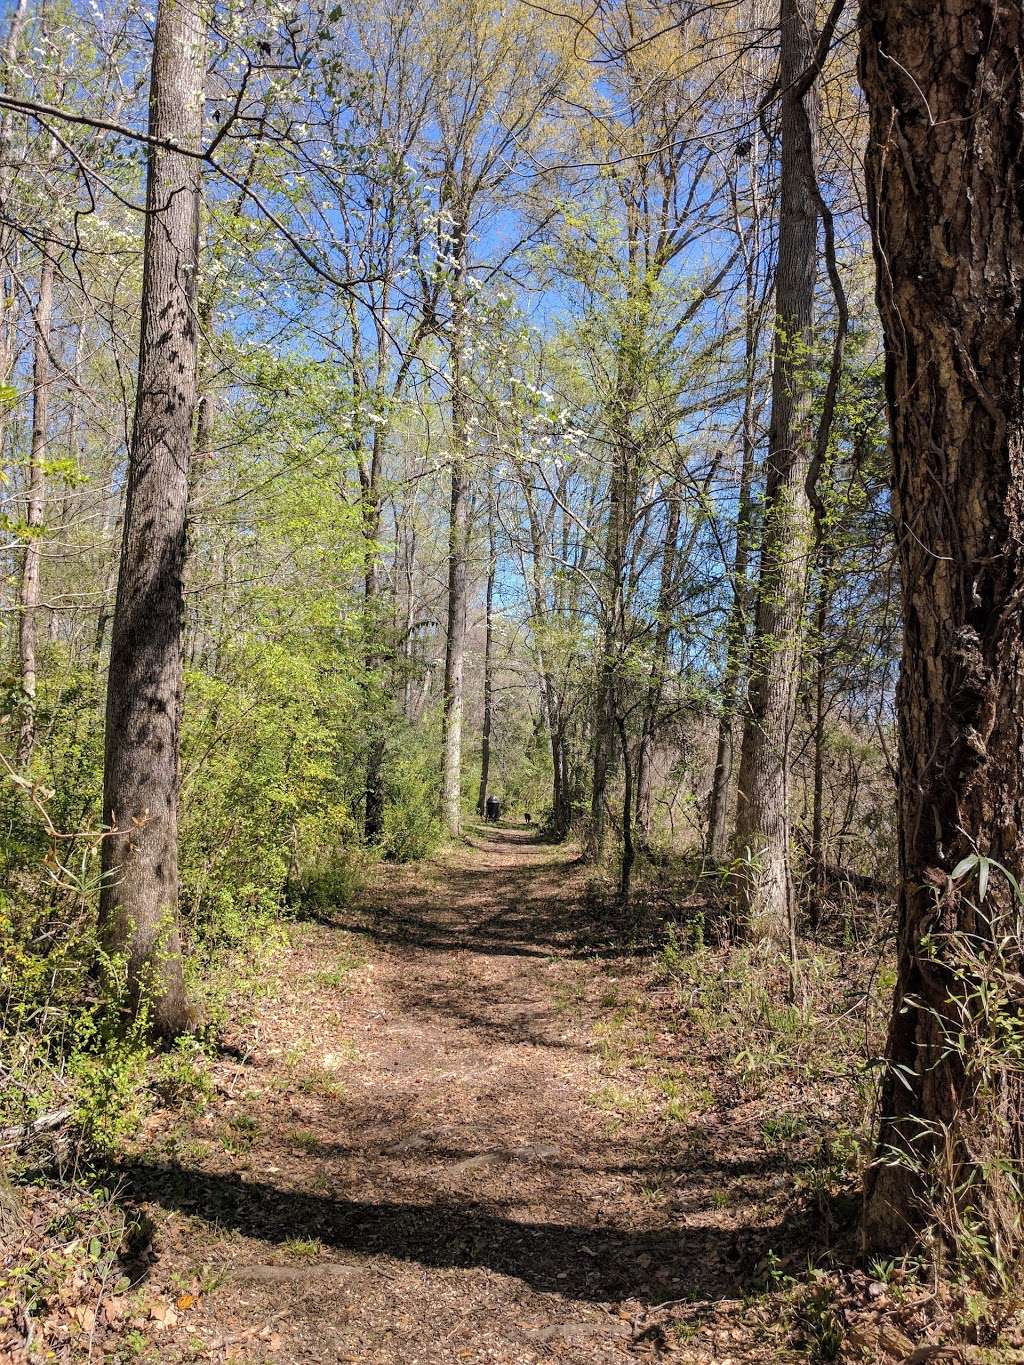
[16, 245, 54, 766]
[732, 0, 818, 945]
[100, 0, 205, 1039]
[859, 0, 1024, 1253]
[440, 222, 470, 837]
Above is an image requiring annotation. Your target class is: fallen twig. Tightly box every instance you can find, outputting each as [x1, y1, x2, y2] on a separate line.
[0, 1104, 74, 1148]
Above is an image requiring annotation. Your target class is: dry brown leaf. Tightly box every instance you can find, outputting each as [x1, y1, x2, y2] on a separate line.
[101, 1295, 125, 1325]
[149, 1300, 178, 1329]
[70, 1304, 96, 1333]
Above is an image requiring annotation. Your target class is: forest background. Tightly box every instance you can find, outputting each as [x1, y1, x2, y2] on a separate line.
[0, 0, 1021, 1359]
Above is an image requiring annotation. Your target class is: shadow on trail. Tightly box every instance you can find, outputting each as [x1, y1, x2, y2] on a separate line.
[383, 985, 586, 1052]
[300, 826, 667, 964]
[116, 1160, 800, 1306]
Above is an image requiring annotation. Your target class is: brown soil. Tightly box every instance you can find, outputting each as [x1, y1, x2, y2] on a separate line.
[118, 827, 802, 1363]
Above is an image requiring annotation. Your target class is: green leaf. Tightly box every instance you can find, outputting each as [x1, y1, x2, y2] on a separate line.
[978, 857, 990, 902]
[950, 854, 978, 882]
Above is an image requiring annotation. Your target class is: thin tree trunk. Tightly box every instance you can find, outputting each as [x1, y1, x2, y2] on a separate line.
[0, 3, 27, 164]
[401, 528, 417, 720]
[440, 218, 470, 837]
[363, 733, 386, 843]
[16, 245, 54, 765]
[733, 0, 818, 945]
[588, 390, 632, 860]
[707, 618, 743, 857]
[617, 712, 635, 904]
[550, 710, 575, 836]
[859, 0, 1024, 1253]
[708, 90, 768, 862]
[590, 262, 648, 861]
[588, 652, 616, 857]
[708, 325, 759, 856]
[0, 0, 25, 488]
[49, 315, 87, 657]
[476, 481, 496, 817]
[93, 469, 124, 670]
[440, 421, 469, 834]
[518, 473, 571, 836]
[550, 726, 564, 830]
[808, 547, 832, 912]
[181, 293, 214, 671]
[99, 0, 206, 1039]
[635, 479, 681, 838]
[0, 242, 18, 472]
[362, 426, 386, 842]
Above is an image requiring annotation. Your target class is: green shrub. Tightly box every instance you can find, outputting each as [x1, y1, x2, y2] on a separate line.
[378, 726, 443, 862]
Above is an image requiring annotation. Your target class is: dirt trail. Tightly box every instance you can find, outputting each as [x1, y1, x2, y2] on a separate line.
[125, 828, 788, 1362]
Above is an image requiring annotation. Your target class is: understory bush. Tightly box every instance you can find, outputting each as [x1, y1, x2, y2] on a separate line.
[378, 722, 444, 861]
[0, 641, 425, 1153]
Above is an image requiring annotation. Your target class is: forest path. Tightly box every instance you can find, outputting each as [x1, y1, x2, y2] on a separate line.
[123, 827, 788, 1363]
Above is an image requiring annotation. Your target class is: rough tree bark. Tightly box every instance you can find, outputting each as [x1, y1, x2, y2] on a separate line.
[16, 245, 54, 766]
[733, 0, 818, 945]
[100, 0, 206, 1039]
[859, 0, 1024, 1251]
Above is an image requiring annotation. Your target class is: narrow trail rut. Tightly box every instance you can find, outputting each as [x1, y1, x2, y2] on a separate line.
[125, 828, 786, 1363]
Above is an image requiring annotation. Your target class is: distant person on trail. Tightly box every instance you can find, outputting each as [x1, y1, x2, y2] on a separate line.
[523, 811, 532, 824]
[485, 795, 501, 822]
